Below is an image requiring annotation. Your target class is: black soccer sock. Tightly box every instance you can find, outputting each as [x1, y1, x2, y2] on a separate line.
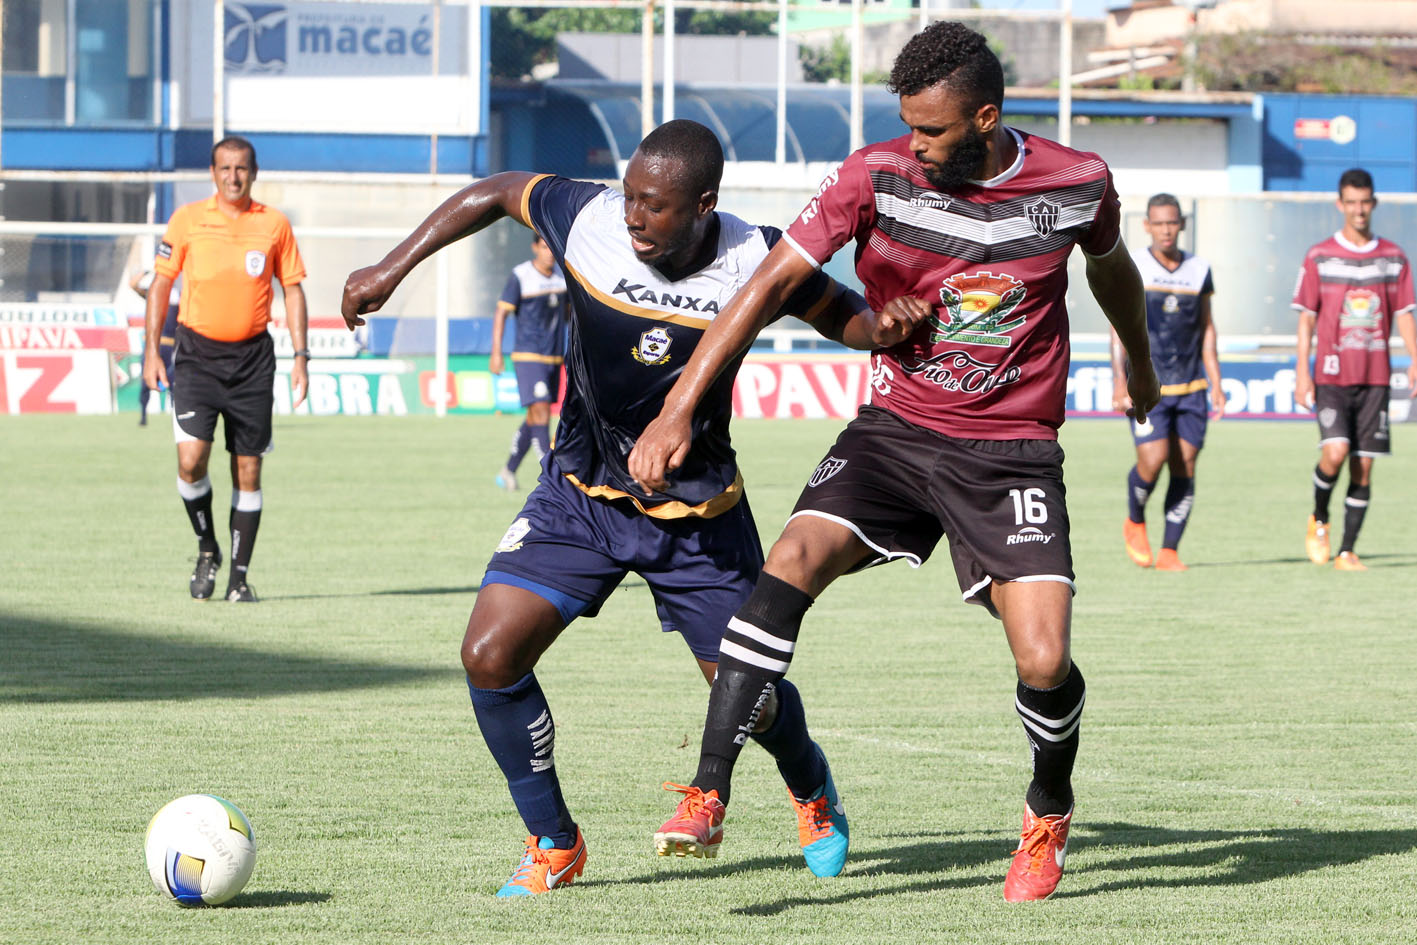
[1015, 663, 1086, 817]
[177, 476, 218, 553]
[1161, 476, 1195, 550]
[1127, 466, 1157, 523]
[1313, 465, 1338, 522]
[228, 490, 262, 588]
[1339, 484, 1370, 554]
[748, 677, 826, 800]
[505, 422, 532, 473]
[693, 573, 814, 806]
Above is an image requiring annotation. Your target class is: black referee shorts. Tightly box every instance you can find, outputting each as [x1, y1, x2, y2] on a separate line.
[790, 406, 1075, 613]
[170, 325, 275, 456]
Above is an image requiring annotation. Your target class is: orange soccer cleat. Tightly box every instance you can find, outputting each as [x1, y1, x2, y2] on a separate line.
[1334, 550, 1367, 572]
[495, 830, 587, 897]
[1305, 515, 1330, 565]
[1123, 519, 1152, 568]
[654, 782, 725, 859]
[1154, 548, 1187, 572]
[1003, 804, 1073, 902]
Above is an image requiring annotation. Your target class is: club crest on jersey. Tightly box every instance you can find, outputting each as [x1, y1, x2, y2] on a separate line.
[808, 456, 847, 487]
[1339, 288, 1382, 328]
[245, 250, 266, 277]
[932, 271, 1028, 347]
[497, 517, 532, 553]
[633, 326, 673, 365]
[1026, 198, 1060, 238]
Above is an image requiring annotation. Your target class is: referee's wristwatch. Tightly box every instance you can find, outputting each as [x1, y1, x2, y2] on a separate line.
[293, 348, 312, 360]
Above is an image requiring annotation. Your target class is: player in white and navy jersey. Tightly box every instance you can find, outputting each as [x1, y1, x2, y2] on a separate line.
[1111, 193, 1224, 572]
[632, 23, 1158, 902]
[340, 120, 903, 896]
[490, 234, 569, 491]
[1294, 168, 1417, 570]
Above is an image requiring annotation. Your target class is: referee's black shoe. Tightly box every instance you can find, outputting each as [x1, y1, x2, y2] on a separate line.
[226, 581, 258, 603]
[190, 549, 222, 600]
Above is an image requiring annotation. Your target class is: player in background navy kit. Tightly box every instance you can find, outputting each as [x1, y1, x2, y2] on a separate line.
[1111, 194, 1224, 572]
[632, 23, 1158, 902]
[490, 234, 569, 491]
[1294, 168, 1417, 570]
[340, 120, 917, 896]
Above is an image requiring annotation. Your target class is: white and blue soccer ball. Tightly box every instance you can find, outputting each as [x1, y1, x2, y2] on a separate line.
[144, 794, 256, 906]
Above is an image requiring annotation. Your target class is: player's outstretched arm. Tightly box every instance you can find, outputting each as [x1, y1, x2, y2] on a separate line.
[628, 240, 815, 495]
[340, 172, 539, 329]
[1086, 237, 1159, 423]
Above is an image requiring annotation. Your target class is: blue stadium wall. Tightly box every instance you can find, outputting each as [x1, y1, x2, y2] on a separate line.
[1262, 93, 1417, 193]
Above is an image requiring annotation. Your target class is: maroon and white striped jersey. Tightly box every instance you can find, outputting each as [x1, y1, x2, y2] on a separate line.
[1291, 233, 1414, 388]
[784, 129, 1120, 439]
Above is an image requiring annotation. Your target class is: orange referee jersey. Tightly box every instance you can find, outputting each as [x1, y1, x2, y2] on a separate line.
[154, 196, 306, 343]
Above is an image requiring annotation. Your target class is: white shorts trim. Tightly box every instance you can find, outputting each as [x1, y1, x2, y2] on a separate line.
[1355, 450, 1387, 458]
[786, 509, 923, 569]
[1318, 436, 1350, 448]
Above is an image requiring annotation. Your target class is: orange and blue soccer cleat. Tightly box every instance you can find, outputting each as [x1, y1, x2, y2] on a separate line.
[495, 829, 587, 897]
[654, 782, 725, 859]
[1306, 515, 1330, 565]
[788, 745, 849, 877]
[1003, 804, 1073, 902]
[1123, 519, 1152, 568]
[1334, 550, 1367, 572]
[1154, 548, 1187, 572]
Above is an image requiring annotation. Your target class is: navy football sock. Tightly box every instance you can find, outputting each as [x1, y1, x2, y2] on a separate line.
[748, 678, 826, 800]
[1127, 466, 1157, 523]
[505, 423, 533, 473]
[1161, 476, 1194, 550]
[467, 672, 577, 847]
[529, 423, 551, 464]
[1015, 663, 1086, 817]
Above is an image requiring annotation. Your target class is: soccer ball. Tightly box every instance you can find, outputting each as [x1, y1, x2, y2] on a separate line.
[144, 794, 256, 905]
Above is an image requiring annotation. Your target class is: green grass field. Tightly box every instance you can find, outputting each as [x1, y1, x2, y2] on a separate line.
[3, 413, 1415, 944]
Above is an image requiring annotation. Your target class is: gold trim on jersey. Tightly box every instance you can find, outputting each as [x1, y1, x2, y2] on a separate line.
[561, 470, 744, 520]
[510, 353, 564, 364]
[495, 300, 516, 311]
[520, 173, 554, 230]
[1159, 378, 1210, 396]
[562, 259, 714, 329]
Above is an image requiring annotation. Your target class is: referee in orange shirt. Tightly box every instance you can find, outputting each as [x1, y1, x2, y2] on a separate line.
[143, 136, 309, 602]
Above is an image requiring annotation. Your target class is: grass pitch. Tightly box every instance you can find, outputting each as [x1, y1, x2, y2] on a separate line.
[2, 412, 1416, 944]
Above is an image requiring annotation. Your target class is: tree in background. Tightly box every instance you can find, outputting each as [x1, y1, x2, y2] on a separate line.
[492, 8, 775, 80]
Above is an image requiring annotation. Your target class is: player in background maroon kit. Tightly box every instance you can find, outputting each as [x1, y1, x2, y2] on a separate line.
[1295, 168, 1417, 571]
[630, 22, 1158, 901]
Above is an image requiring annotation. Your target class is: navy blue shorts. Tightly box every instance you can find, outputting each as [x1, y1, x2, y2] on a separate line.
[483, 458, 764, 661]
[512, 358, 562, 407]
[1131, 389, 1208, 448]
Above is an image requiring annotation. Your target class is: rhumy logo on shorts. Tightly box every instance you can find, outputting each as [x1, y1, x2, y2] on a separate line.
[931, 272, 1027, 347]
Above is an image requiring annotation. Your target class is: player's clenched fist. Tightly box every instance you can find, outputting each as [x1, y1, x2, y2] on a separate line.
[340, 263, 403, 330]
[871, 297, 932, 347]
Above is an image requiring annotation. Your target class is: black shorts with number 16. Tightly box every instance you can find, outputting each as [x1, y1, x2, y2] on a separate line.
[789, 405, 1075, 614]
